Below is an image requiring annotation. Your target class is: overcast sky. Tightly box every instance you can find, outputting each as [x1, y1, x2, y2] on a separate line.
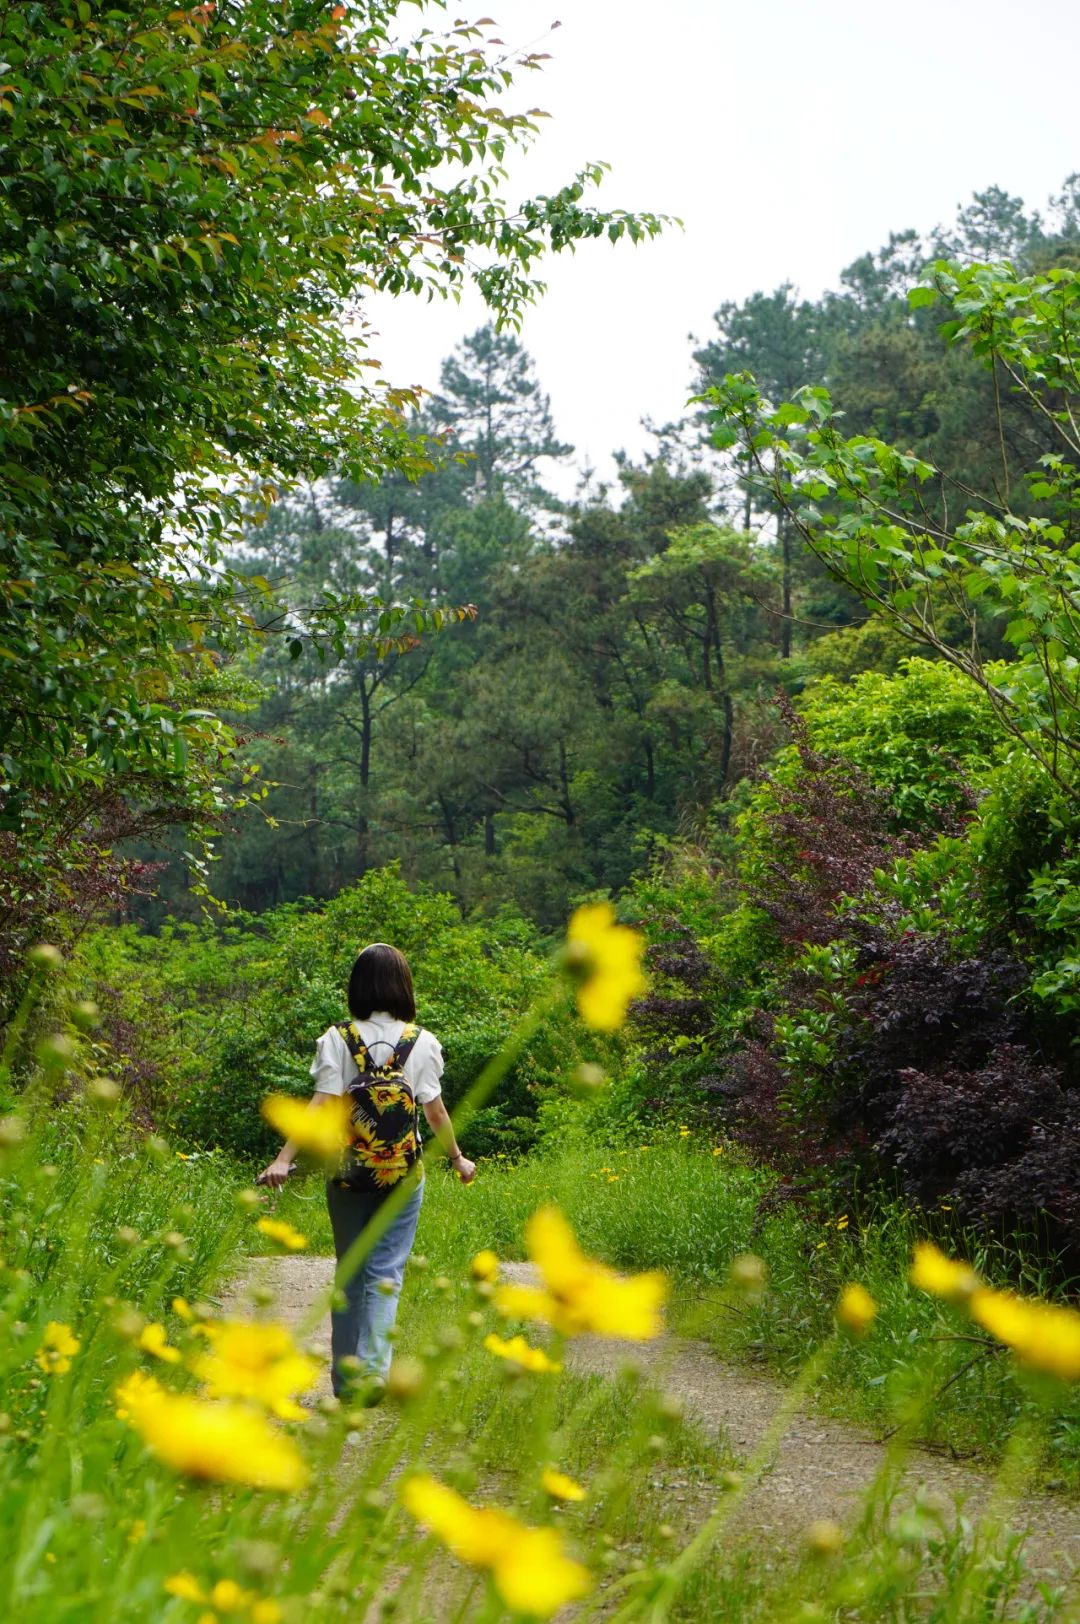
[366, 0, 1080, 489]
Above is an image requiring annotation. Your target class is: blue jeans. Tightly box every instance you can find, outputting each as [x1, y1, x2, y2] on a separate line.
[325, 1176, 423, 1393]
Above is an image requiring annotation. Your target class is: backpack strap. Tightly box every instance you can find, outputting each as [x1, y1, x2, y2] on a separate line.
[393, 1023, 422, 1068]
[336, 1021, 373, 1075]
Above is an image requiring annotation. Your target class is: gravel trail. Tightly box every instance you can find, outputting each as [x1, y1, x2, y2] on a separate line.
[233, 1254, 1080, 1586]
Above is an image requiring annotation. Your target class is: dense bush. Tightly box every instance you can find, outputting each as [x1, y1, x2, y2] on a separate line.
[76, 868, 600, 1163]
[627, 662, 1080, 1260]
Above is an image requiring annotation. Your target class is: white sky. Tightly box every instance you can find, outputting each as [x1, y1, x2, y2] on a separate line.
[366, 0, 1080, 490]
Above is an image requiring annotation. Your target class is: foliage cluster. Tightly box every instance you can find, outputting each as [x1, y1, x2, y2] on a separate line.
[75, 867, 604, 1162]
[0, 0, 662, 976]
[629, 658, 1080, 1260]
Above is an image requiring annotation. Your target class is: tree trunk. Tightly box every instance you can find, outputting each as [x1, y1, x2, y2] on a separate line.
[780, 513, 792, 659]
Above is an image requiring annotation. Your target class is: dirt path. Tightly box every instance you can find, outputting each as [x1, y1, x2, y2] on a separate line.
[236, 1255, 1080, 1584]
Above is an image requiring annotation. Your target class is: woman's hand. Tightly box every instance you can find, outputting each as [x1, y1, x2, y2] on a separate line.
[258, 1157, 294, 1189]
[449, 1152, 477, 1185]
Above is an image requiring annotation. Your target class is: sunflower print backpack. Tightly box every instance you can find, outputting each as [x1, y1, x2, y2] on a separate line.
[333, 1022, 424, 1193]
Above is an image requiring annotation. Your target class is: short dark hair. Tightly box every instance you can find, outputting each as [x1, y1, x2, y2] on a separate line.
[347, 942, 416, 1021]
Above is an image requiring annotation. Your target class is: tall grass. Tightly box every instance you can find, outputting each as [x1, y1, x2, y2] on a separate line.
[268, 1136, 1080, 1493]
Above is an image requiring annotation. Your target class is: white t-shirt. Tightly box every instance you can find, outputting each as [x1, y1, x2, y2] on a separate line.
[309, 1011, 444, 1105]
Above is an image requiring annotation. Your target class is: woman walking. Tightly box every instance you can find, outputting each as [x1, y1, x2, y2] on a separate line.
[260, 942, 475, 1396]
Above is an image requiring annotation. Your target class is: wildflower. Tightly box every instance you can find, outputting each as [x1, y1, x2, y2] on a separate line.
[261, 1093, 351, 1161]
[189, 1321, 321, 1420]
[385, 1356, 426, 1401]
[564, 902, 646, 1032]
[210, 1578, 252, 1612]
[256, 1217, 309, 1252]
[127, 1519, 147, 1543]
[494, 1206, 666, 1339]
[969, 1287, 1080, 1381]
[165, 1573, 206, 1602]
[401, 1474, 591, 1619]
[607, 1175, 619, 1183]
[835, 1215, 849, 1231]
[116, 1376, 309, 1490]
[0, 1116, 25, 1149]
[114, 1370, 165, 1420]
[251, 1603, 283, 1624]
[484, 1333, 561, 1374]
[138, 1323, 182, 1364]
[805, 1519, 845, 1555]
[712, 1146, 724, 1156]
[909, 1241, 980, 1302]
[541, 1467, 586, 1502]
[470, 1249, 499, 1283]
[729, 1254, 767, 1295]
[172, 1297, 195, 1322]
[837, 1283, 877, 1336]
[35, 1321, 80, 1376]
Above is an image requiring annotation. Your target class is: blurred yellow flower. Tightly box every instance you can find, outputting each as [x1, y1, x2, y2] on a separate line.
[115, 1370, 164, 1420]
[251, 1602, 283, 1624]
[261, 1093, 351, 1161]
[483, 1333, 561, 1374]
[189, 1321, 321, 1420]
[116, 1376, 308, 1490]
[35, 1321, 80, 1376]
[909, 1242, 980, 1302]
[127, 1519, 147, 1544]
[164, 1573, 205, 1601]
[138, 1322, 182, 1364]
[837, 1283, 877, 1336]
[541, 1467, 586, 1502]
[564, 902, 646, 1031]
[401, 1474, 591, 1618]
[210, 1578, 252, 1611]
[970, 1286, 1080, 1381]
[470, 1249, 500, 1283]
[172, 1297, 195, 1322]
[256, 1217, 309, 1252]
[495, 1206, 666, 1339]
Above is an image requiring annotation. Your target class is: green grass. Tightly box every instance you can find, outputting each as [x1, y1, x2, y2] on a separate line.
[265, 1134, 1080, 1493]
[2, 1104, 1074, 1623]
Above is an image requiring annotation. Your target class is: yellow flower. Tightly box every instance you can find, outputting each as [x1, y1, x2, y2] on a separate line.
[494, 1206, 666, 1339]
[115, 1369, 165, 1420]
[256, 1217, 309, 1252]
[138, 1322, 182, 1363]
[210, 1578, 252, 1612]
[837, 1283, 878, 1337]
[251, 1603, 283, 1624]
[564, 902, 646, 1032]
[116, 1376, 308, 1490]
[35, 1321, 80, 1376]
[541, 1467, 586, 1502]
[484, 1333, 561, 1374]
[260, 1093, 352, 1161]
[189, 1320, 321, 1420]
[909, 1242, 980, 1302]
[470, 1249, 500, 1283]
[969, 1287, 1080, 1382]
[835, 1215, 849, 1231]
[607, 1175, 619, 1183]
[712, 1146, 724, 1156]
[172, 1297, 195, 1322]
[127, 1519, 147, 1544]
[401, 1475, 591, 1619]
[165, 1573, 205, 1602]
